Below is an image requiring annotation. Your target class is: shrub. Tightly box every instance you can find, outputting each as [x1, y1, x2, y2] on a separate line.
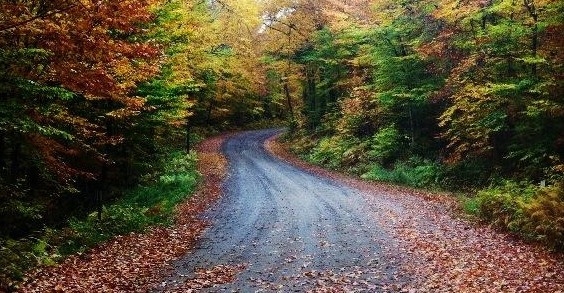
[473, 181, 536, 232]
[308, 137, 348, 169]
[522, 184, 564, 249]
[471, 181, 564, 250]
[368, 126, 402, 165]
[441, 158, 499, 190]
[341, 140, 371, 172]
[335, 97, 378, 138]
[361, 157, 444, 188]
[0, 238, 35, 287]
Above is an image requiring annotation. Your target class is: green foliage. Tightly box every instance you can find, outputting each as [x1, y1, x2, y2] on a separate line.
[472, 181, 536, 231]
[362, 157, 444, 188]
[0, 238, 48, 288]
[469, 181, 564, 250]
[368, 126, 402, 166]
[461, 196, 480, 216]
[307, 137, 349, 169]
[0, 151, 199, 287]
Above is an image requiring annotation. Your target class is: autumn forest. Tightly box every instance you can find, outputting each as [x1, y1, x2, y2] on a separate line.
[1, 0, 563, 291]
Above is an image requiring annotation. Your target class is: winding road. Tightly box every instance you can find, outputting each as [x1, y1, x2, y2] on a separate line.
[157, 129, 564, 292]
[159, 129, 402, 291]
[16, 130, 563, 292]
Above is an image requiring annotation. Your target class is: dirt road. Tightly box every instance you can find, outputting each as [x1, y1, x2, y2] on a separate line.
[157, 129, 403, 291]
[157, 129, 564, 292]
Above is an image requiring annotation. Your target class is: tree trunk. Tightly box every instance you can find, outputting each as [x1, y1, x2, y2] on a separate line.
[531, 20, 538, 77]
[206, 100, 214, 125]
[409, 106, 416, 148]
[524, 0, 538, 77]
[97, 163, 107, 222]
[185, 118, 191, 152]
[10, 134, 21, 181]
[283, 79, 294, 119]
[0, 131, 5, 172]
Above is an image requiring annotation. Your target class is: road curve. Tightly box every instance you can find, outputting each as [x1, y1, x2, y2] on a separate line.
[157, 129, 403, 291]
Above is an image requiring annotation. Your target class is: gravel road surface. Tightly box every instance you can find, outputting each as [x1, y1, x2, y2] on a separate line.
[158, 129, 403, 291]
[157, 129, 564, 292]
[21, 129, 562, 292]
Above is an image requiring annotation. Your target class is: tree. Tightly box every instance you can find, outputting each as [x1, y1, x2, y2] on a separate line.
[434, 0, 563, 178]
[0, 0, 161, 234]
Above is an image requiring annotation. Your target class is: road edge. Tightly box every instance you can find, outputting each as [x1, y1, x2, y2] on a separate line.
[18, 133, 234, 293]
[264, 132, 459, 209]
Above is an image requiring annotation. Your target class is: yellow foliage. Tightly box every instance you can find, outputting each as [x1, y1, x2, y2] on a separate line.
[523, 183, 564, 249]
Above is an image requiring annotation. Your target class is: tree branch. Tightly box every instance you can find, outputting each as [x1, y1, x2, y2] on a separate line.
[0, 2, 79, 32]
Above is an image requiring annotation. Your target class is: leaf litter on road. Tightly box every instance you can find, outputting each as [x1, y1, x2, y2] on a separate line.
[267, 133, 564, 292]
[18, 134, 241, 292]
[18, 131, 564, 292]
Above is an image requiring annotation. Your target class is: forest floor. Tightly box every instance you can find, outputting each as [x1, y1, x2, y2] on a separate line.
[18, 129, 564, 292]
[17, 134, 232, 292]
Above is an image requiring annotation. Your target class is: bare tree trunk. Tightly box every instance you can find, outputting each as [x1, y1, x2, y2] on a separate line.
[185, 117, 191, 152]
[10, 133, 21, 182]
[524, 0, 538, 76]
[206, 100, 214, 125]
[0, 131, 5, 172]
[409, 106, 416, 148]
[283, 77, 294, 119]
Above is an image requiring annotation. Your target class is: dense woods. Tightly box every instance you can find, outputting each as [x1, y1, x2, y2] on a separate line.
[0, 0, 269, 287]
[0, 0, 563, 289]
[275, 0, 563, 250]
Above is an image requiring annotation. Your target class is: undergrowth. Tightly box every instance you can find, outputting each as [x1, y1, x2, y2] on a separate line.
[466, 181, 564, 250]
[361, 157, 444, 188]
[0, 151, 199, 289]
[289, 132, 564, 251]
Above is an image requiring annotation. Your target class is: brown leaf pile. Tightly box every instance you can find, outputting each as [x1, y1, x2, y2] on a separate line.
[162, 264, 246, 292]
[267, 134, 564, 292]
[17, 134, 231, 293]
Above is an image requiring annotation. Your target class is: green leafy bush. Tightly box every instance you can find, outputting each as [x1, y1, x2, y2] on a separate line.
[368, 126, 401, 165]
[361, 157, 444, 188]
[308, 137, 348, 169]
[470, 181, 564, 250]
[472, 181, 536, 232]
[0, 239, 36, 287]
[341, 140, 372, 172]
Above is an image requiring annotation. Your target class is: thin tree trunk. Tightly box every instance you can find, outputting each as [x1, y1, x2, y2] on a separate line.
[97, 162, 107, 221]
[206, 100, 213, 125]
[0, 132, 5, 172]
[524, 0, 538, 76]
[10, 134, 21, 181]
[531, 20, 538, 77]
[284, 80, 294, 119]
[185, 118, 191, 152]
[409, 106, 416, 148]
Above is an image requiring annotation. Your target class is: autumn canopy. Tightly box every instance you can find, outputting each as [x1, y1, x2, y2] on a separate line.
[1, 0, 563, 289]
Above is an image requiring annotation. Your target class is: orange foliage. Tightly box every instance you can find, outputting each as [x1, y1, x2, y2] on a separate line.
[1, 0, 160, 100]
